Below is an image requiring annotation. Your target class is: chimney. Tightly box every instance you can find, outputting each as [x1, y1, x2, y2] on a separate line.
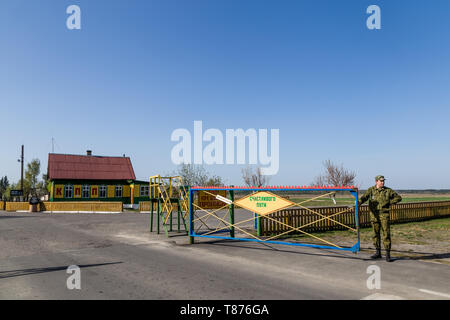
[86, 150, 92, 156]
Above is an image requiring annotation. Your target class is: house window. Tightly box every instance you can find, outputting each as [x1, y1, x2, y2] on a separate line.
[140, 185, 149, 197]
[115, 185, 123, 198]
[64, 185, 73, 198]
[82, 185, 90, 198]
[99, 185, 107, 198]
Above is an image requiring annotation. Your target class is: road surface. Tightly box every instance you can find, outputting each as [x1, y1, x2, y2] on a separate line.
[0, 211, 449, 300]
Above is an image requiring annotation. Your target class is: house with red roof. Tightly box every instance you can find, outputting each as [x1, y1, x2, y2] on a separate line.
[47, 151, 149, 205]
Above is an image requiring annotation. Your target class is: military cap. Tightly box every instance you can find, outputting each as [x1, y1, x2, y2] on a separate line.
[375, 175, 386, 181]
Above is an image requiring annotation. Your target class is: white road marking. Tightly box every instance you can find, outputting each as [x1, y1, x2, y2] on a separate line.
[419, 289, 450, 299]
[361, 293, 405, 300]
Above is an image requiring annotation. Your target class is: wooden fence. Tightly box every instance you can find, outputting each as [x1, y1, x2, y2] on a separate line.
[139, 201, 156, 212]
[139, 200, 183, 212]
[260, 201, 450, 235]
[5, 202, 30, 211]
[0, 201, 5, 211]
[4, 201, 123, 212]
[41, 202, 123, 212]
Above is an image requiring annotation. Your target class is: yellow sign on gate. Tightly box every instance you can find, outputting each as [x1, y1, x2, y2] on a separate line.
[198, 190, 227, 209]
[235, 191, 294, 216]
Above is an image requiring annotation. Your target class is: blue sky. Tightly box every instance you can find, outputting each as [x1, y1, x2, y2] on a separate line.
[1, 0, 449, 189]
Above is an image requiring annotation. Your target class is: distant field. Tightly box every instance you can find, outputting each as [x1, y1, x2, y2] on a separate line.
[288, 197, 354, 206]
[233, 191, 450, 207]
[287, 195, 450, 207]
[399, 197, 450, 203]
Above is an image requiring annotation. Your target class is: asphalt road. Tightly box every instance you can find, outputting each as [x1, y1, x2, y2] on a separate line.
[0, 211, 449, 300]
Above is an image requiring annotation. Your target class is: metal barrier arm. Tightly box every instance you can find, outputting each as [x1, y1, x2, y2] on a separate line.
[193, 203, 263, 241]
[263, 206, 356, 243]
[292, 204, 357, 232]
[188, 186, 360, 252]
[261, 213, 342, 248]
[192, 203, 230, 226]
[192, 201, 354, 249]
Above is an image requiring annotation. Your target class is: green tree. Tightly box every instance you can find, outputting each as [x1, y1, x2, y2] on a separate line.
[25, 159, 40, 192]
[38, 173, 51, 196]
[7, 180, 30, 199]
[7, 159, 49, 199]
[0, 176, 9, 199]
[25, 160, 50, 198]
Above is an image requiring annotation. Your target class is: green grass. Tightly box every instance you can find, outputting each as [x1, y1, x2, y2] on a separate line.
[280, 216, 450, 248]
[289, 197, 354, 206]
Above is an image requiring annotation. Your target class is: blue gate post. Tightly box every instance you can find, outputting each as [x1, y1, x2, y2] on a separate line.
[351, 188, 360, 253]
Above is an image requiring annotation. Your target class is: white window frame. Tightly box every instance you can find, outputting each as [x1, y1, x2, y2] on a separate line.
[64, 185, 73, 198]
[115, 185, 123, 198]
[140, 185, 149, 197]
[99, 185, 107, 198]
[82, 185, 90, 198]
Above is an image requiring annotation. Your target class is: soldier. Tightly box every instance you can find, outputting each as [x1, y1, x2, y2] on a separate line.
[359, 175, 402, 262]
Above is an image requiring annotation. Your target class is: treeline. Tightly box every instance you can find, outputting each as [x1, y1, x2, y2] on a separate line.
[0, 159, 49, 201]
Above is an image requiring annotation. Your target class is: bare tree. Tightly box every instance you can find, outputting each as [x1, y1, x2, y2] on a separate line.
[241, 166, 269, 187]
[312, 160, 356, 204]
[313, 160, 356, 186]
[170, 164, 225, 186]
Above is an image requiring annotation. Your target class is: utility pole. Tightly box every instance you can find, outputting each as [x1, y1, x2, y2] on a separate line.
[20, 145, 24, 192]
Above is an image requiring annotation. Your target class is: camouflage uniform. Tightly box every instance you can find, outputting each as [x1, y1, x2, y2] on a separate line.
[359, 182, 402, 251]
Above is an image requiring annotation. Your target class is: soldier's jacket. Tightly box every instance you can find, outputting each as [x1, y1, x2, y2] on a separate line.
[359, 186, 402, 213]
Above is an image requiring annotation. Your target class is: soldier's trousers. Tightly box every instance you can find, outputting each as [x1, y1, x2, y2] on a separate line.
[370, 211, 391, 251]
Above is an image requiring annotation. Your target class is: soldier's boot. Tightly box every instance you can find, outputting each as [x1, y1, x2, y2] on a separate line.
[371, 248, 382, 259]
[385, 250, 392, 262]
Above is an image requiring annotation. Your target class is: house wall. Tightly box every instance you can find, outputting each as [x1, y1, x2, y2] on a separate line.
[50, 180, 150, 204]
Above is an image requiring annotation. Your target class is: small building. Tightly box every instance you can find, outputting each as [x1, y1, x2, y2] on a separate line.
[47, 151, 149, 205]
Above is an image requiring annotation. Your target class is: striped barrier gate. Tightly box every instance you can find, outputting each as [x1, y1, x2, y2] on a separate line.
[188, 186, 360, 253]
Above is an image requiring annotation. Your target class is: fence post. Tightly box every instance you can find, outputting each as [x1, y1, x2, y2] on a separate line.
[229, 190, 235, 238]
[157, 198, 160, 234]
[257, 213, 262, 237]
[177, 199, 181, 232]
[169, 199, 173, 232]
[150, 201, 153, 232]
[189, 188, 194, 244]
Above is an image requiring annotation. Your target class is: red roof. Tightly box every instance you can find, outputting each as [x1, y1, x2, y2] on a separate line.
[48, 153, 136, 181]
